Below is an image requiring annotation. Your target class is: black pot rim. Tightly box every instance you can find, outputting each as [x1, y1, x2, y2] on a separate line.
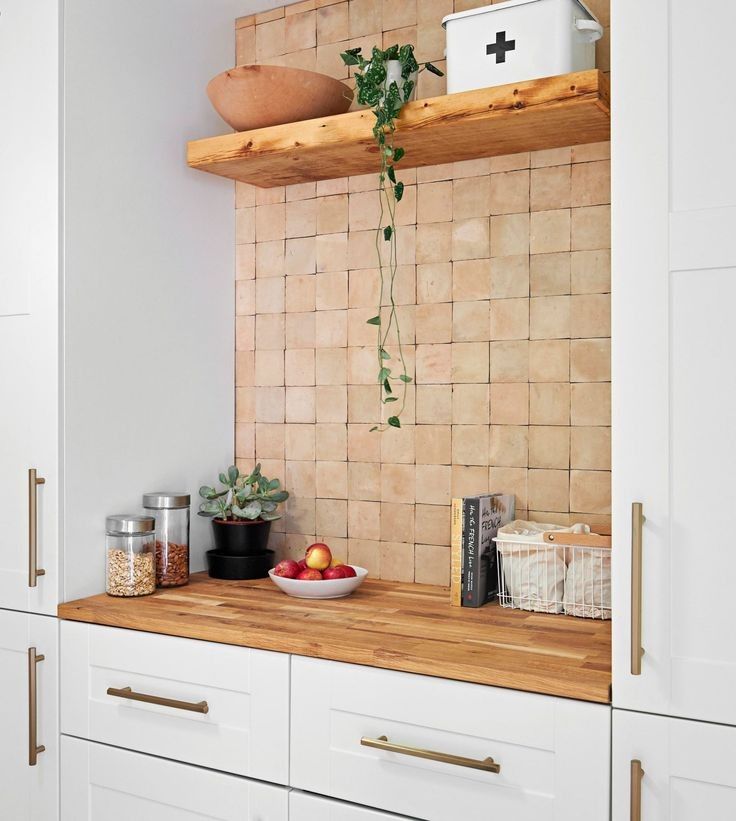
[212, 517, 271, 526]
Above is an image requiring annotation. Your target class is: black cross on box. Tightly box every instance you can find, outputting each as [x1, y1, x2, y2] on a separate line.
[486, 30, 516, 64]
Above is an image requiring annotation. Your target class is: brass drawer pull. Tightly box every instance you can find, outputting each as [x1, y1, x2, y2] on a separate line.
[630, 759, 644, 820]
[361, 735, 500, 774]
[631, 502, 646, 675]
[107, 686, 209, 714]
[28, 469, 46, 587]
[28, 648, 46, 766]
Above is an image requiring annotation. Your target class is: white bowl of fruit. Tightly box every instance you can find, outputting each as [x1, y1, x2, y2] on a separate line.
[269, 543, 367, 599]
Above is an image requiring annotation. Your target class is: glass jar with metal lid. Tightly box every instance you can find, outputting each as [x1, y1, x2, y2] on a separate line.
[142, 492, 190, 587]
[105, 514, 156, 597]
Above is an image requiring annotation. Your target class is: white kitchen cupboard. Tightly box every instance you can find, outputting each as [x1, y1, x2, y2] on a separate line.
[612, 0, 736, 723]
[290, 791, 414, 820]
[612, 710, 736, 820]
[61, 736, 289, 821]
[0, 0, 242, 614]
[61, 621, 290, 785]
[291, 657, 610, 821]
[0, 610, 58, 821]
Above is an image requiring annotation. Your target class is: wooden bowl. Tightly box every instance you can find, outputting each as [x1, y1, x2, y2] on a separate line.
[207, 64, 354, 132]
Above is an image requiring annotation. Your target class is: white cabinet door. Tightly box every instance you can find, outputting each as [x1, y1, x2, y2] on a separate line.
[613, 710, 736, 821]
[0, 610, 58, 820]
[61, 622, 290, 784]
[291, 657, 610, 821]
[612, 0, 736, 722]
[0, 0, 60, 616]
[290, 791, 414, 821]
[61, 736, 288, 821]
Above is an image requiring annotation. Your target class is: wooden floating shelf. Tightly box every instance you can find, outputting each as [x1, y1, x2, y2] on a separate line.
[187, 69, 610, 189]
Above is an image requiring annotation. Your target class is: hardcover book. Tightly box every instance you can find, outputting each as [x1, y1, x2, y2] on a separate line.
[462, 493, 515, 607]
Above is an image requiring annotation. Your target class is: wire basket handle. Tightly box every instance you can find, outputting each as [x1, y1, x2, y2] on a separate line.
[542, 531, 612, 549]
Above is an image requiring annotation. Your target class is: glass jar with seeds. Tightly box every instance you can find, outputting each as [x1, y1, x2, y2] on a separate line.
[105, 514, 156, 597]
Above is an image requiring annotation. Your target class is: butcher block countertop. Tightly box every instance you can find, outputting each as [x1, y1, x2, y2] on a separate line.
[58, 573, 611, 704]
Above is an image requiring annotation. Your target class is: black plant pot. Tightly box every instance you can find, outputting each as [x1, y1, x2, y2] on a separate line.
[211, 518, 272, 556]
[206, 548, 274, 580]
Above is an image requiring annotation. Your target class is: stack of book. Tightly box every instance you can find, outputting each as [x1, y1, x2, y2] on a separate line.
[450, 493, 515, 607]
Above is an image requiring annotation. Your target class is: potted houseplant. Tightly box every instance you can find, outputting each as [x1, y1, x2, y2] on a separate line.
[341, 44, 442, 430]
[198, 463, 288, 556]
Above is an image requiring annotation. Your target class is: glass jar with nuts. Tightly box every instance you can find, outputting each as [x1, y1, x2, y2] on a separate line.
[142, 492, 190, 588]
[105, 514, 156, 597]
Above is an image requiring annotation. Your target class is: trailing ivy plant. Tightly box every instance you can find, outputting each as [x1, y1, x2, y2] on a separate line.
[341, 44, 443, 430]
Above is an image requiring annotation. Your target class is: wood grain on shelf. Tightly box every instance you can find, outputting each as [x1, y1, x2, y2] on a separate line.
[187, 70, 610, 188]
[59, 574, 611, 703]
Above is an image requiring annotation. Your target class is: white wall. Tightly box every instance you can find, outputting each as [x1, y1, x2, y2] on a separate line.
[62, 0, 245, 598]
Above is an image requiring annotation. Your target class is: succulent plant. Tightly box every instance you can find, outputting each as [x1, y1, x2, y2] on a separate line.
[198, 463, 288, 522]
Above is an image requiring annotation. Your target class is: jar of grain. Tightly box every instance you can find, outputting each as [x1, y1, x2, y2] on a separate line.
[105, 515, 156, 597]
[142, 492, 190, 588]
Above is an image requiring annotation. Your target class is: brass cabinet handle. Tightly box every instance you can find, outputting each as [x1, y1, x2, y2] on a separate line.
[107, 686, 209, 714]
[361, 735, 500, 774]
[631, 502, 646, 675]
[28, 468, 46, 588]
[28, 648, 45, 766]
[630, 759, 644, 820]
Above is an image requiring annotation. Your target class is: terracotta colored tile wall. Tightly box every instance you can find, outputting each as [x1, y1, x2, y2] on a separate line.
[234, 0, 611, 584]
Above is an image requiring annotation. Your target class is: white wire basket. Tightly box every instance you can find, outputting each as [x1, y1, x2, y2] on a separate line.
[494, 524, 612, 620]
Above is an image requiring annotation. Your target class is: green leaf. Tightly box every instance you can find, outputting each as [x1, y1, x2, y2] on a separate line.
[425, 62, 445, 77]
[383, 378, 392, 394]
[399, 373, 413, 383]
[268, 478, 280, 491]
[199, 485, 216, 500]
[366, 315, 381, 326]
[383, 225, 393, 241]
[393, 147, 405, 163]
[341, 52, 360, 66]
[394, 181, 404, 202]
[387, 165, 396, 184]
[269, 490, 289, 503]
[369, 426, 379, 432]
[378, 367, 391, 381]
[198, 501, 220, 515]
[234, 500, 262, 520]
[259, 511, 282, 522]
[380, 348, 390, 360]
[383, 396, 398, 403]
[218, 473, 228, 485]
[388, 416, 401, 428]
[402, 79, 415, 102]
[228, 465, 239, 484]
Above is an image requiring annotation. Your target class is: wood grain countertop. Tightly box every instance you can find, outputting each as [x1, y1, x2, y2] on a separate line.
[58, 573, 611, 704]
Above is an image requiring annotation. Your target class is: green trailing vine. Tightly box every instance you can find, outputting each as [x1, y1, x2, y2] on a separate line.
[341, 44, 443, 431]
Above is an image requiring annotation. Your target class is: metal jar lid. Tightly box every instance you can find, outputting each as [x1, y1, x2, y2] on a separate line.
[142, 492, 190, 510]
[106, 514, 155, 535]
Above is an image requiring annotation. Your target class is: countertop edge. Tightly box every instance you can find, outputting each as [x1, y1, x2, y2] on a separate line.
[57, 598, 612, 705]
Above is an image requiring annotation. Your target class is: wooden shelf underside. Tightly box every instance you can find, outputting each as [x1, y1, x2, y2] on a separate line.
[187, 70, 610, 188]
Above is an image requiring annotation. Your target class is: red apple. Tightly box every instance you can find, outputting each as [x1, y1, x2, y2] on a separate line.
[297, 568, 323, 581]
[296, 558, 308, 572]
[305, 542, 332, 571]
[273, 559, 300, 579]
[341, 565, 357, 578]
[323, 565, 348, 580]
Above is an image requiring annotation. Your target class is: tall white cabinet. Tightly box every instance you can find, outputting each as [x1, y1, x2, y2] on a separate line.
[0, 0, 241, 818]
[612, 0, 736, 816]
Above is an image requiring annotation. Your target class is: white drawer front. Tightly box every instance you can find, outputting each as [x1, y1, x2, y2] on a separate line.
[291, 658, 610, 821]
[61, 736, 288, 821]
[290, 791, 412, 820]
[60, 622, 289, 783]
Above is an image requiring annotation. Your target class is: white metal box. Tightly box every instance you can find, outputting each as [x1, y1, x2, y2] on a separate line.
[442, 0, 603, 94]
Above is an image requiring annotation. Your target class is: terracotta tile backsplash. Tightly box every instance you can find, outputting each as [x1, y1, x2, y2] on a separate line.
[234, 0, 611, 583]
